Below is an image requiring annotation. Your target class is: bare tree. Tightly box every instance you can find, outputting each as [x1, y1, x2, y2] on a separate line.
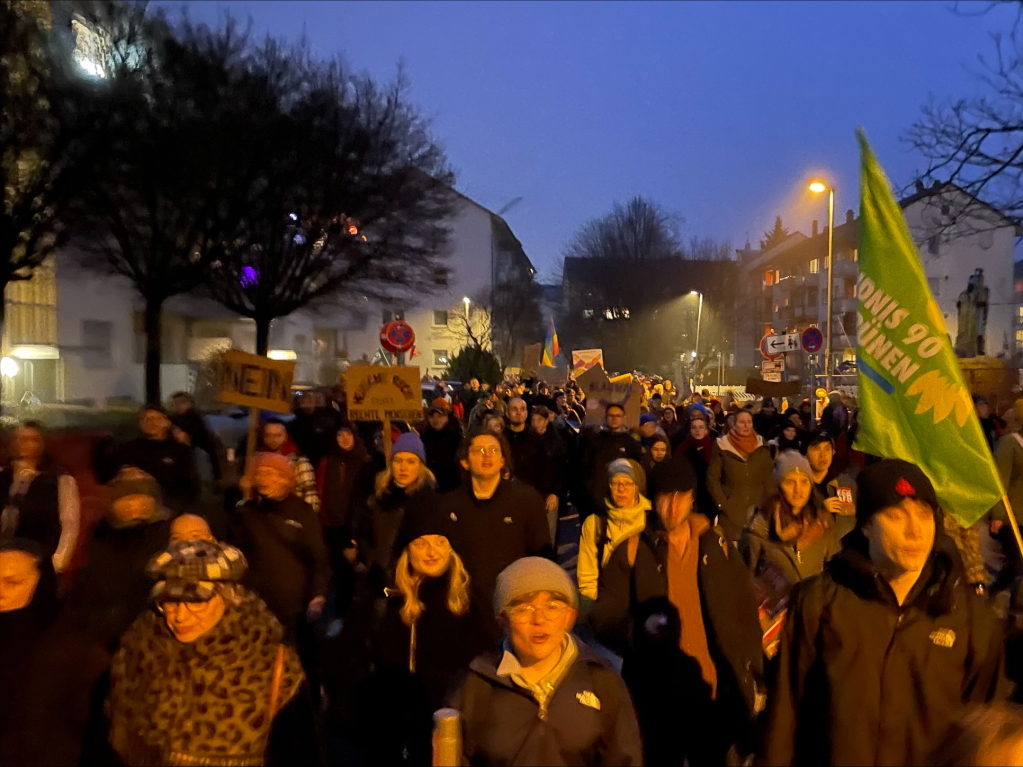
[205, 47, 456, 355]
[70, 10, 270, 404]
[447, 295, 492, 353]
[564, 196, 683, 261]
[906, 10, 1023, 231]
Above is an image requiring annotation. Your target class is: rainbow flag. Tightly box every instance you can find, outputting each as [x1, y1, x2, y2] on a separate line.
[542, 317, 560, 366]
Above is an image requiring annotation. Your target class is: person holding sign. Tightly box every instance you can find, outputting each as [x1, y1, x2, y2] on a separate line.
[761, 459, 1007, 767]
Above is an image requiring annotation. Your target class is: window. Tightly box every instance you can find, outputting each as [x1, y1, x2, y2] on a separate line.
[851, 248, 859, 262]
[433, 310, 449, 327]
[809, 259, 819, 274]
[582, 309, 594, 319]
[72, 18, 110, 79]
[928, 235, 940, 255]
[82, 320, 113, 369]
[928, 277, 941, 298]
[1016, 329, 1023, 346]
[764, 270, 774, 286]
[433, 349, 449, 366]
[1016, 279, 1023, 294]
[432, 268, 449, 286]
[1017, 306, 1023, 322]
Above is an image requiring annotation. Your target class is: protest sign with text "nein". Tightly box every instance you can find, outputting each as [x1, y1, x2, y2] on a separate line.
[217, 350, 295, 414]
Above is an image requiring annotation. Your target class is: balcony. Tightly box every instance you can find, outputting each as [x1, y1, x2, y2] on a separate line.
[832, 260, 859, 278]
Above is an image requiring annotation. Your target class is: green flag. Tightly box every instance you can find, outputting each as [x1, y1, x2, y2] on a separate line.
[854, 128, 1003, 526]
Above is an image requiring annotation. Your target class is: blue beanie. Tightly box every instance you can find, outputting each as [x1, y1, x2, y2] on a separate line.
[393, 432, 426, 463]
[640, 413, 658, 426]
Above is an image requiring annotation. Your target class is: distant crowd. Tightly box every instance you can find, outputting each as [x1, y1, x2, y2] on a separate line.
[2, 374, 1023, 766]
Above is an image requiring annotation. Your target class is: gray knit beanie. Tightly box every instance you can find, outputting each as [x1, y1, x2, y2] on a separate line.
[493, 556, 578, 614]
[774, 449, 814, 484]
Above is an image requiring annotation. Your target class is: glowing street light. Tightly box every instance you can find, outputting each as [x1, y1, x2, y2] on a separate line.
[689, 290, 704, 383]
[462, 296, 471, 315]
[809, 180, 835, 391]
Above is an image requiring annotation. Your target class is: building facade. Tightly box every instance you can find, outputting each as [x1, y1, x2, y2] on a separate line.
[1, 194, 534, 406]
[738, 184, 1020, 386]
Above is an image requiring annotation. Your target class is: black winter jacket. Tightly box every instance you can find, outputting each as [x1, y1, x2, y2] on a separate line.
[227, 495, 331, 632]
[505, 427, 546, 494]
[454, 640, 643, 767]
[111, 437, 200, 512]
[762, 530, 1008, 767]
[579, 428, 642, 516]
[535, 427, 568, 499]
[422, 424, 463, 493]
[69, 516, 171, 651]
[443, 480, 553, 640]
[356, 482, 438, 591]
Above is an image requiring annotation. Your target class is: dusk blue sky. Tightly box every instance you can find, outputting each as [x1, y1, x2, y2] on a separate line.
[165, 1, 1018, 278]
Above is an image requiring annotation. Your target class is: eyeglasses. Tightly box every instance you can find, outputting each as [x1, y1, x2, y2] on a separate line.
[507, 601, 569, 624]
[610, 480, 636, 491]
[473, 446, 502, 457]
[156, 600, 210, 616]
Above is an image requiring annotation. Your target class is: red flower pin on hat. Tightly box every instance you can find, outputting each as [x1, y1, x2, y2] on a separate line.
[895, 477, 915, 497]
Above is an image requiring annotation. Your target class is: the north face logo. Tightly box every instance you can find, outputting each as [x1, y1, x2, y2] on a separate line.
[930, 628, 956, 648]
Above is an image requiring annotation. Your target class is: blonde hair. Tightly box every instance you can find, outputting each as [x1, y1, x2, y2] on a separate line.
[394, 546, 471, 627]
[374, 462, 437, 498]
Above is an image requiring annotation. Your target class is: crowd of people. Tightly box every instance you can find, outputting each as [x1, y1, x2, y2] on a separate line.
[2, 376, 1023, 766]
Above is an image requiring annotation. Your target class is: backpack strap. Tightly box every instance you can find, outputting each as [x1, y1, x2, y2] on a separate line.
[595, 515, 609, 576]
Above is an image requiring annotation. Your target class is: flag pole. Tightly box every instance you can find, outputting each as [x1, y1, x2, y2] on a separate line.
[1002, 496, 1023, 559]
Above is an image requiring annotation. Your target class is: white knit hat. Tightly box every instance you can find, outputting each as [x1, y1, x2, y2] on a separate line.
[493, 557, 578, 614]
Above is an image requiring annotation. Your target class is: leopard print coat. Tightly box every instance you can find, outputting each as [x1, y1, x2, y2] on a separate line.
[108, 587, 304, 766]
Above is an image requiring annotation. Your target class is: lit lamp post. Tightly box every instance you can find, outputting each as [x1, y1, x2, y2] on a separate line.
[809, 181, 834, 392]
[690, 290, 703, 386]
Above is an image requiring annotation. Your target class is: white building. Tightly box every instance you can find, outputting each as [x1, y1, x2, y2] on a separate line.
[1, 192, 534, 406]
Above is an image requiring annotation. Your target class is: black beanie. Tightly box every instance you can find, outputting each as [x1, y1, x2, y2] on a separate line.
[649, 458, 697, 500]
[396, 497, 458, 551]
[855, 459, 939, 527]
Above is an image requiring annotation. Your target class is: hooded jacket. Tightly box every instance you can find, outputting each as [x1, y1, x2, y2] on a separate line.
[453, 639, 643, 767]
[707, 435, 774, 541]
[761, 530, 1007, 767]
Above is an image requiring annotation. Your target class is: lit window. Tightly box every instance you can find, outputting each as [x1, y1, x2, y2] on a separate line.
[433, 350, 449, 366]
[852, 248, 859, 262]
[764, 270, 774, 286]
[1017, 306, 1023, 321]
[72, 19, 110, 79]
[775, 270, 780, 283]
[1016, 280, 1023, 294]
[809, 259, 819, 274]
[1017, 329, 1023, 345]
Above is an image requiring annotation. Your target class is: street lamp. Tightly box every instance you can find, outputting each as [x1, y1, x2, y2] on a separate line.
[462, 296, 471, 316]
[690, 290, 704, 385]
[809, 181, 834, 391]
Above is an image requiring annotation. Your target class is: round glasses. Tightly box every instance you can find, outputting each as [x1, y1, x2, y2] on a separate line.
[507, 601, 569, 624]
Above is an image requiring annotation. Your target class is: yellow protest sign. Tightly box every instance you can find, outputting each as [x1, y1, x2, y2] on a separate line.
[345, 365, 423, 422]
[217, 349, 295, 414]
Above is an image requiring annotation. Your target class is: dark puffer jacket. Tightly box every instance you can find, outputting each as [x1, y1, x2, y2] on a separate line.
[706, 436, 774, 541]
[762, 530, 1008, 767]
[454, 640, 643, 766]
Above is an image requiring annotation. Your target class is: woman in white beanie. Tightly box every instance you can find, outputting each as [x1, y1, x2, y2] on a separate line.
[576, 458, 650, 604]
[739, 450, 841, 658]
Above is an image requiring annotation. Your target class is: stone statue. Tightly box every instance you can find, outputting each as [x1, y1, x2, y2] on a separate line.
[956, 268, 989, 357]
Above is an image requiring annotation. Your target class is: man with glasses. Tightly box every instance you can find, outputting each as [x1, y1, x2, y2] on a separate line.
[579, 403, 642, 522]
[455, 556, 642, 766]
[444, 431, 553, 640]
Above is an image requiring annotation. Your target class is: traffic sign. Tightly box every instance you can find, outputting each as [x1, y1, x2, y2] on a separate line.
[765, 333, 800, 354]
[759, 334, 782, 361]
[380, 320, 415, 354]
[761, 359, 785, 374]
[801, 326, 824, 354]
[764, 372, 783, 383]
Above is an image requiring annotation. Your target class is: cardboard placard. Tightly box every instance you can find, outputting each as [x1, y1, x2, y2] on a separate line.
[345, 365, 423, 422]
[217, 349, 295, 414]
[521, 343, 542, 377]
[571, 349, 604, 378]
[576, 365, 643, 428]
[537, 364, 570, 385]
[745, 376, 802, 398]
